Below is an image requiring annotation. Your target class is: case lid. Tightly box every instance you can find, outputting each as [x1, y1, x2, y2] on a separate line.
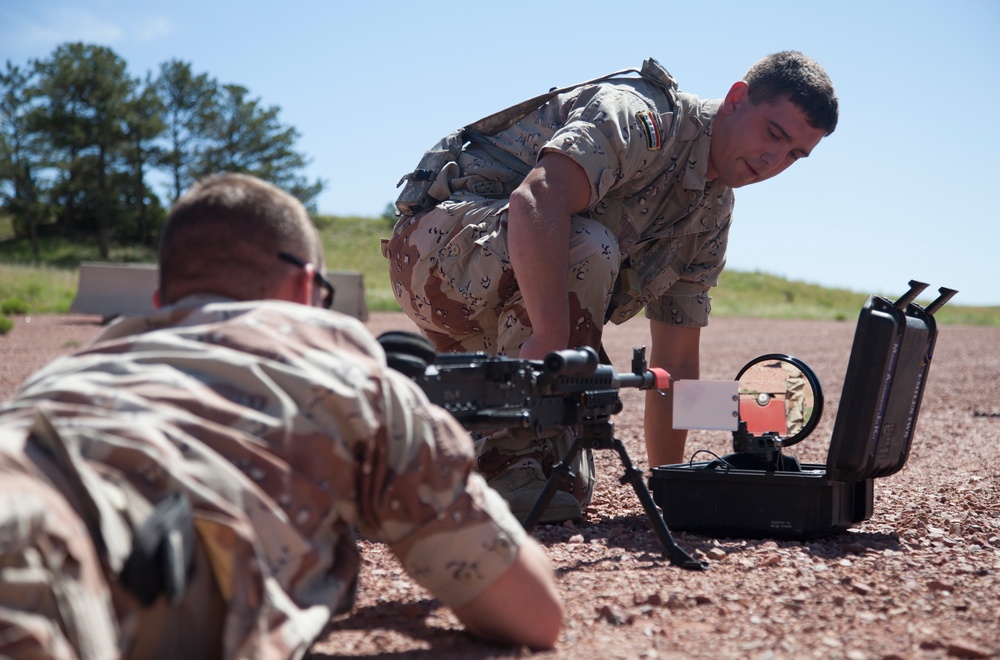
[825, 286, 940, 482]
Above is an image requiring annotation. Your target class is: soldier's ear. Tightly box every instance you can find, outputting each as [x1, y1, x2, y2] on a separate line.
[299, 263, 319, 307]
[720, 81, 750, 116]
[276, 264, 315, 306]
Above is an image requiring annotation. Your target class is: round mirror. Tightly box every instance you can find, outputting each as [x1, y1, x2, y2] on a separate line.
[734, 353, 823, 448]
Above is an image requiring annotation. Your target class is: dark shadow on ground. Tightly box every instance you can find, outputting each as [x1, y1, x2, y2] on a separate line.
[306, 597, 527, 660]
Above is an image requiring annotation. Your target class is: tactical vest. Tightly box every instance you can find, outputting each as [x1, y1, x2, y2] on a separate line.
[394, 59, 681, 217]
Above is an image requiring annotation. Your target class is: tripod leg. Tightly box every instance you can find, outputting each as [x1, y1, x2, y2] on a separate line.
[521, 439, 582, 533]
[611, 439, 708, 571]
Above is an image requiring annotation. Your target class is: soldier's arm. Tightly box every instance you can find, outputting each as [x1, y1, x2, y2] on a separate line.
[507, 152, 591, 359]
[452, 537, 563, 649]
[644, 320, 701, 467]
[367, 367, 563, 649]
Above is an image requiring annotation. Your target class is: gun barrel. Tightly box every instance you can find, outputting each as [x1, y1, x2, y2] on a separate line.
[616, 367, 671, 392]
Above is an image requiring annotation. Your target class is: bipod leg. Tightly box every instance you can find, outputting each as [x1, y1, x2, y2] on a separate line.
[610, 438, 708, 571]
[521, 438, 583, 533]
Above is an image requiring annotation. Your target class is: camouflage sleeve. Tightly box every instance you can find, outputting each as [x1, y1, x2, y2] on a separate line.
[646, 215, 732, 327]
[354, 367, 527, 608]
[539, 86, 664, 208]
[0, 457, 120, 660]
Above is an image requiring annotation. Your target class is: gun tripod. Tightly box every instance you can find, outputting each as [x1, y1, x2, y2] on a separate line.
[522, 423, 708, 571]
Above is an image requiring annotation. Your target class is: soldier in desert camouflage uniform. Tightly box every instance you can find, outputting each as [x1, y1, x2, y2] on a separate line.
[0, 173, 563, 659]
[387, 52, 838, 522]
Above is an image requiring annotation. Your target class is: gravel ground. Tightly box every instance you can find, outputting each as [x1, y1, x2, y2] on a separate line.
[2, 311, 998, 659]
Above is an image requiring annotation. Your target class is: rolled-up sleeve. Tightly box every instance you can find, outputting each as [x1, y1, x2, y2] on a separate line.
[539, 86, 665, 208]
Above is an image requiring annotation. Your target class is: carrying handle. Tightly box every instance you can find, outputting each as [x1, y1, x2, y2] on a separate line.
[894, 280, 929, 310]
[925, 287, 959, 315]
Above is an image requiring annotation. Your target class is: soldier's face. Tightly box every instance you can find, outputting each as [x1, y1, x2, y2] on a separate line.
[708, 82, 826, 188]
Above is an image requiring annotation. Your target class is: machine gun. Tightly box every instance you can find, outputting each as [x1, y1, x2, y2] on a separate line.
[378, 331, 707, 570]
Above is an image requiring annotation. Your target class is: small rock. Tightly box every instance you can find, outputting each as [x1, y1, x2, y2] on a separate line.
[927, 579, 955, 592]
[665, 594, 687, 611]
[596, 604, 633, 626]
[946, 639, 992, 658]
[633, 592, 662, 606]
[851, 582, 873, 596]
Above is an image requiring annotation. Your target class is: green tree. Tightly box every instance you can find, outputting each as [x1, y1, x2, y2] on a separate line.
[120, 73, 166, 245]
[31, 43, 135, 257]
[3, 44, 325, 257]
[0, 60, 47, 257]
[199, 84, 325, 211]
[155, 60, 217, 204]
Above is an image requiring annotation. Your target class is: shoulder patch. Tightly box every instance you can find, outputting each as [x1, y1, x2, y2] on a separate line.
[636, 110, 662, 151]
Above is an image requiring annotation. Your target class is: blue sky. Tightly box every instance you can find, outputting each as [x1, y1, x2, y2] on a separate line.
[2, 1, 998, 306]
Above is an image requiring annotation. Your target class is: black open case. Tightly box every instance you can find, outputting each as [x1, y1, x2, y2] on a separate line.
[648, 281, 957, 540]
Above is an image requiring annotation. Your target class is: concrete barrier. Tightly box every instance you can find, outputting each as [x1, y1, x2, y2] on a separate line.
[69, 262, 158, 319]
[70, 262, 368, 322]
[326, 269, 369, 322]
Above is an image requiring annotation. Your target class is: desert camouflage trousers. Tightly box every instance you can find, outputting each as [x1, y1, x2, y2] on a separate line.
[0, 428, 226, 660]
[386, 195, 622, 505]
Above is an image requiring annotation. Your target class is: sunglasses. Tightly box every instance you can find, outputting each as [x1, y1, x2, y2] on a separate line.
[277, 251, 335, 309]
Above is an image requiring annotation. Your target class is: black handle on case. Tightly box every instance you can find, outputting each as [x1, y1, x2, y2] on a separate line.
[894, 280, 929, 310]
[925, 287, 959, 315]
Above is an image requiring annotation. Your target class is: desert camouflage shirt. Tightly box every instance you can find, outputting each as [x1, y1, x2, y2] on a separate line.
[451, 59, 734, 326]
[0, 296, 525, 658]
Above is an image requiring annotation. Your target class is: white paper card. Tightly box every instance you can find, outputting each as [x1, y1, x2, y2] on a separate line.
[672, 380, 740, 431]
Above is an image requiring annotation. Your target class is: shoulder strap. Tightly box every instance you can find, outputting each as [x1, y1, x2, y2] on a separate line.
[464, 66, 641, 137]
[461, 60, 678, 177]
[463, 57, 679, 152]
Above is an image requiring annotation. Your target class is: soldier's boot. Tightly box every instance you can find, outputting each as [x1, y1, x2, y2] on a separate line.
[485, 457, 583, 524]
[476, 428, 595, 524]
[549, 427, 596, 508]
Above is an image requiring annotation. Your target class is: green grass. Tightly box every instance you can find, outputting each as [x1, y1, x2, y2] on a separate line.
[314, 214, 398, 311]
[1, 213, 997, 326]
[0, 262, 78, 314]
[713, 270, 998, 326]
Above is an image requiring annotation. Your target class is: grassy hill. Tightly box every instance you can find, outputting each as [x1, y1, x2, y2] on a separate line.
[1, 213, 996, 327]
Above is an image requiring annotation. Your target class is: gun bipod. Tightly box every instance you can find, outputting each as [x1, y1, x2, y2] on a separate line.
[521, 424, 708, 571]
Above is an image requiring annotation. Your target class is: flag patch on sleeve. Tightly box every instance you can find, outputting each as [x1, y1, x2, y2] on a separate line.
[637, 111, 662, 151]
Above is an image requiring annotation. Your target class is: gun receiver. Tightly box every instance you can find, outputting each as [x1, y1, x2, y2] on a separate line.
[415, 345, 668, 431]
[381, 333, 706, 571]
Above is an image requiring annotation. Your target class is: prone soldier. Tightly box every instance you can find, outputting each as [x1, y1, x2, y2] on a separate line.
[0, 173, 563, 659]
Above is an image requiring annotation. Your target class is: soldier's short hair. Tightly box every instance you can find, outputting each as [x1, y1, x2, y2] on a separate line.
[744, 51, 839, 136]
[159, 173, 321, 304]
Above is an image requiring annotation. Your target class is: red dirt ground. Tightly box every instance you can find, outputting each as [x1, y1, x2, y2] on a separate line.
[2, 311, 998, 659]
